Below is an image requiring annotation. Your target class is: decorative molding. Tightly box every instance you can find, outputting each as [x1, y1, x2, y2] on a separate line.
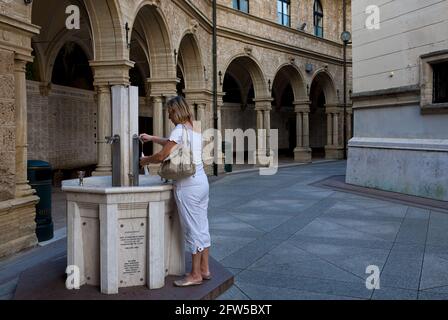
[189, 19, 199, 34]
[244, 46, 253, 56]
[348, 137, 448, 153]
[351, 85, 420, 110]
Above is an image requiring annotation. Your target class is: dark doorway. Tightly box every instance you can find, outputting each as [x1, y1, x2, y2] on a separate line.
[139, 117, 153, 156]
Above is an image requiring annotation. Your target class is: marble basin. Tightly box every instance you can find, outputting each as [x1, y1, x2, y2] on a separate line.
[62, 175, 185, 294]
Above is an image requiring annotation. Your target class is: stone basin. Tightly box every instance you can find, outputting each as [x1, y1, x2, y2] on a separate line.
[62, 175, 185, 294]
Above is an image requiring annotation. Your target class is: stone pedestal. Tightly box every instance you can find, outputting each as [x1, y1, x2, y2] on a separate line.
[325, 146, 345, 159]
[294, 147, 312, 162]
[62, 175, 185, 295]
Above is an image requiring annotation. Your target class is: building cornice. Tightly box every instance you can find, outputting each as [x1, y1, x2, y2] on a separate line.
[177, 0, 351, 66]
[351, 85, 420, 110]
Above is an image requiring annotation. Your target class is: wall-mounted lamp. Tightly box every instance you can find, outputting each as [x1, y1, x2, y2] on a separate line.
[337, 89, 340, 100]
[174, 49, 178, 63]
[24, 0, 33, 5]
[218, 71, 223, 86]
[307, 84, 310, 96]
[125, 22, 130, 49]
[268, 79, 272, 92]
[305, 63, 313, 74]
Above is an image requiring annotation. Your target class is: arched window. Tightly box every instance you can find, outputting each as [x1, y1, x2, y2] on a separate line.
[314, 0, 323, 38]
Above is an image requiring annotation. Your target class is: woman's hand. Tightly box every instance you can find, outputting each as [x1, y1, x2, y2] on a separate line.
[139, 134, 154, 143]
[140, 156, 150, 167]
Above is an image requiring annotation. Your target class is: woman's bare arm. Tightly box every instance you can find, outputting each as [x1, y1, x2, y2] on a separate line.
[140, 140, 177, 165]
[140, 134, 169, 146]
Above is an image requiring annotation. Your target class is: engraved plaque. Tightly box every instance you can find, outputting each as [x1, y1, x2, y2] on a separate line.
[118, 218, 147, 287]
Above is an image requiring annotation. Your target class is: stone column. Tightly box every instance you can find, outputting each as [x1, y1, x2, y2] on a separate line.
[325, 104, 344, 160]
[146, 80, 177, 139]
[90, 60, 134, 176]
[256, 107, 264, 151]
[263, 107, 271, 156]
[296, 112, 303, 148]
[92, 85, 112, 176]
[152, 96, 164, 154]
[197, 103, 206, 133]
[254, 98, 273, 165]
[14, 58, 33, 197]
[326, 112, 333, 146]
[333, 112, 339, 147]
[293, 101, 312, 163]
[303, 112, 310, 150]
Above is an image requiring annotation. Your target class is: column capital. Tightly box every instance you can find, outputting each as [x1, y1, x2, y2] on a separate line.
[294, 100, 311, 113]
[147, 77, 179, 97]
[95, 84, 111, 93]
[184, 89, 212, 105]
[325, 104, 344, 114]
[89, 60, 135, 86]
[254, 97, 273, 111]
[293, 100, 311, 106]
[13, 58, 29, 73]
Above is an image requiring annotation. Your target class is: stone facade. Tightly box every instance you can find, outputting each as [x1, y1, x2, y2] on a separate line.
[0, 0, 351, 257]
[0, 49, 16, 202]
[347, 0, 448, 201]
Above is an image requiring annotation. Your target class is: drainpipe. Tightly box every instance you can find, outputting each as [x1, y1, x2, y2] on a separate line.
[343, 0, 348, 160]
[213, 0, 218, 176]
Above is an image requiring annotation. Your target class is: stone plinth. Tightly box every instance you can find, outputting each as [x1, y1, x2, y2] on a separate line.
[62, 175, 185, 295]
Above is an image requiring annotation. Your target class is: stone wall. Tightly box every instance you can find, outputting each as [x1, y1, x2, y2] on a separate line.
[0, 49, 16, 201]
[347, 0, 448, 201]
[27, 81, 97, 170]
[217, 0, 350, 43]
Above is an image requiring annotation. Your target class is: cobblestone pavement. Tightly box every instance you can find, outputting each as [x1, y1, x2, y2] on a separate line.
[1, 161, 448, 300]
[212, 161, 448, 300]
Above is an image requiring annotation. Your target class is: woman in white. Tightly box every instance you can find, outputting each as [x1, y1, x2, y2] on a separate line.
[139, 96, 211, 287]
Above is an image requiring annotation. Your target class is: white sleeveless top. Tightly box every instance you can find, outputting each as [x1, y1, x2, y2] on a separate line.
[168, 124, 205, 174]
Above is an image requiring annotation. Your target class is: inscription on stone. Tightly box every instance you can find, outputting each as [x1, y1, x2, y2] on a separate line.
[118, 219, 147, 287]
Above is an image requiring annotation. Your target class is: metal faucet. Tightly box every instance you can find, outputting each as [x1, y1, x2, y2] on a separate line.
[105, 135, 120, 145]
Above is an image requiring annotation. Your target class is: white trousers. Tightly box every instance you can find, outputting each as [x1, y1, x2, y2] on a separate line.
[173, 170, 211, 254]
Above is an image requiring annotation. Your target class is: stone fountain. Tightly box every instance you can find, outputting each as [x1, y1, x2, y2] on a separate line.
[61, 86, 185, 294]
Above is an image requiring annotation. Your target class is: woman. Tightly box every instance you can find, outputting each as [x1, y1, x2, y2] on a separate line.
[139, 96, 211, 287]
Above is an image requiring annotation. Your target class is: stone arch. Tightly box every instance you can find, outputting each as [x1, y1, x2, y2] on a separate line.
[222, 54, 269, 99]
[310, 68, 338, 104]
[131, 3, 175, 80]
[271, 64, 308, 158]
[31, 0, 94, 84]
[46, 37, 94, 86]
[129, 28, 151, 96]
[273, 63, 308, 102]
[83, 0, 126, 60]
[309, 68, 338, 158]
[50, 42, 94, 90]
[30, 0, 126, 61]
[177, 32, 205, 90]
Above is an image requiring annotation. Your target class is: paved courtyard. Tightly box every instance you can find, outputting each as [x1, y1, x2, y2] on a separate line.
[1, 161, 448, 300]
[212, 161, 448, 300]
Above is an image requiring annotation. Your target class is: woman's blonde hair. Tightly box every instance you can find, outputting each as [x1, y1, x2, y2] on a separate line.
[166, 96, 194, 125]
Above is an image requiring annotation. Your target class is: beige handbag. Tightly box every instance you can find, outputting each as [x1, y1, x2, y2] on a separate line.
[158, 124, 196, 180]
